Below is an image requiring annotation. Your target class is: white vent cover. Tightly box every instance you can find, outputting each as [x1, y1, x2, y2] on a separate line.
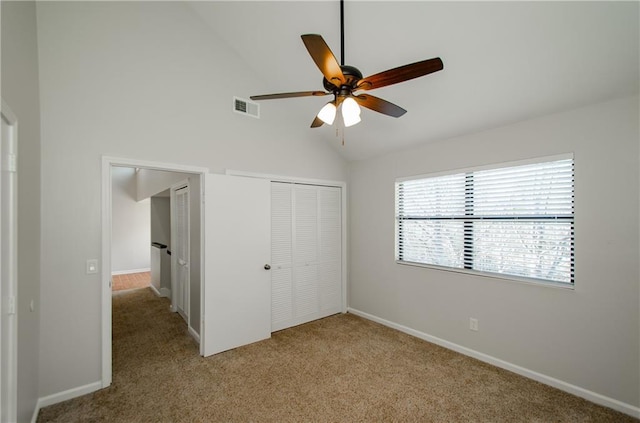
[233, 96, 260, 119]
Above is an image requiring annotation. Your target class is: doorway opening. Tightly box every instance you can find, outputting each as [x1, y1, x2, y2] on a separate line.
[101, 157, 208, 388]
[103, 161, 348, 386]
[110, 166, 152, 293]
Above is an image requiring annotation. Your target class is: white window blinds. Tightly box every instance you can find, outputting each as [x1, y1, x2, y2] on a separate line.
[396, 157, 574, 285]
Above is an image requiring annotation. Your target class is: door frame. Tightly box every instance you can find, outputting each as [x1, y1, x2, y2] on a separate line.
[225, 169, 348, 314]
[101, 156, 208, 388]
[1, 99, 18, 423]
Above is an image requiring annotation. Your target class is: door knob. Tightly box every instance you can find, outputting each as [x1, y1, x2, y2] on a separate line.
[264, 264, 271, 270]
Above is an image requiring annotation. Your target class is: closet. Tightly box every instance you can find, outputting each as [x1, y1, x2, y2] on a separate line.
[271, 182, 342, 332]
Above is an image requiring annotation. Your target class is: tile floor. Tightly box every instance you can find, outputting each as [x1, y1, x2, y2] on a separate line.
[112, 271, 151, 292]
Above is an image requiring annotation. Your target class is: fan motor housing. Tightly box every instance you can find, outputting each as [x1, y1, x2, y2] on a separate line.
[323, 65, 363, 92]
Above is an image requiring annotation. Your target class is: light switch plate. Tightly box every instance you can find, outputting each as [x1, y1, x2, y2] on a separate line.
[86, 259, 99, 274]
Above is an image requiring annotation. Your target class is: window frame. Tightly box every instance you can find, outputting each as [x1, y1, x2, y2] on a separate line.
[395, 153, 575, 290]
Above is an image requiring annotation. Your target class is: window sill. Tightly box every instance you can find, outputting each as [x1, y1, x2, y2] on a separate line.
[395, 260, 575, 290]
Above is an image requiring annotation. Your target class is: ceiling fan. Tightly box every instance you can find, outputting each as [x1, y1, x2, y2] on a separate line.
[250, 0, 443, 129]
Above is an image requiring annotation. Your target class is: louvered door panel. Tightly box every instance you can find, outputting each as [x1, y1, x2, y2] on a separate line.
[294, 186, 318, 265]
[271, 183, 293, 331]
[271, 267, 293, 331]
[270, 183, 342, 332]
[318, 187, 342, 313]
[271, 183, 292, 267]
[319, 188, 341, 263]
[318, 261, 341, 311]
[174, 188, 190, 321]
[294, 264, 319, 318]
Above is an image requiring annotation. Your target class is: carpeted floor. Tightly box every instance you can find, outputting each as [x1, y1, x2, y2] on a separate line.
[37, 288, 637, 422]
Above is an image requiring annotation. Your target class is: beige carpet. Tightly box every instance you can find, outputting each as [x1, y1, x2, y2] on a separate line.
[37, 288, 637, 422]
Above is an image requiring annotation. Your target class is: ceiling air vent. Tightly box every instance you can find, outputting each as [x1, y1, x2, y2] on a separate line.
[233, 96, 260, 119]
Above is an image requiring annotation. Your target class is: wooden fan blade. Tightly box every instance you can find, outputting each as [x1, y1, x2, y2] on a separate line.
[301, 34, 346, 88]
[356, 57, 443, 91]
[250, 91, 330, 101]
[311, 116, 324, 128]
[354, 94, 407, 118]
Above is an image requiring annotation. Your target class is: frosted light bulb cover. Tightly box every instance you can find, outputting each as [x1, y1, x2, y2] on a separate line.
[342, 97, 361, 127]
[343, 113, 361, 127]
[317, 102, 337, 125]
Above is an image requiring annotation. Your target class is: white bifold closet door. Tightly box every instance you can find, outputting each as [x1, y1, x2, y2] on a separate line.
[271, 183, 342, 332]
[174, 186, 190, 322]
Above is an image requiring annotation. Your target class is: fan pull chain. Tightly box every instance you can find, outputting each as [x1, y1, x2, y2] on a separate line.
[336, 123, 345, 146]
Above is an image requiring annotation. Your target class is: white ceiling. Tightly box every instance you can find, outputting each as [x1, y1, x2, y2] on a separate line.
[190, 1, 639, 161]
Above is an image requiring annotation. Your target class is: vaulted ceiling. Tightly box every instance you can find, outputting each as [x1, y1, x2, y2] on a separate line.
[190, 1, 639, 161]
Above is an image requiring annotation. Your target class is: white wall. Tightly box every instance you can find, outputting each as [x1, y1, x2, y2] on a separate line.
[348, 96, 639, 409]
[1, 1, 42, 421]
[150, 196, 170, 248]
[136, 169, 191, 201]
[111, 167, 150, 273]
[36, 1, 347, 398]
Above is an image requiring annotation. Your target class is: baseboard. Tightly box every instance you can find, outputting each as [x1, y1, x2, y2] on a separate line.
[149, 284, 162, 297]
[149, 285, 171, 298]
[111, 268, 151, 276]
[347, 307, 640, 419]
[31, 380, 102, 423]
[188, 325, 200, 343]
[150, 284, 171, 299]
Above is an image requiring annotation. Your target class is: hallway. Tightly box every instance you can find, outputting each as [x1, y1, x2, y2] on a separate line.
[112, 271, 151, 292]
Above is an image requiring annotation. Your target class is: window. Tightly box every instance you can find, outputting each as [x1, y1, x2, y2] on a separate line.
[395, 155, 574, 285]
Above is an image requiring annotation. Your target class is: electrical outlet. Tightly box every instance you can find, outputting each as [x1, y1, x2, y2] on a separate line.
[469, 318, 479, 331]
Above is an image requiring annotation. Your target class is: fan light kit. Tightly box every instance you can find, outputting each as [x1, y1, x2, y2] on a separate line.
[250, 0, 443, 129]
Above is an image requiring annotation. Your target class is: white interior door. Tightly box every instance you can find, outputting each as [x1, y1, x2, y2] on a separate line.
[172, 185, 190, 322]
[1, 103, 18, 423]
[202, 174, 271, 357]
